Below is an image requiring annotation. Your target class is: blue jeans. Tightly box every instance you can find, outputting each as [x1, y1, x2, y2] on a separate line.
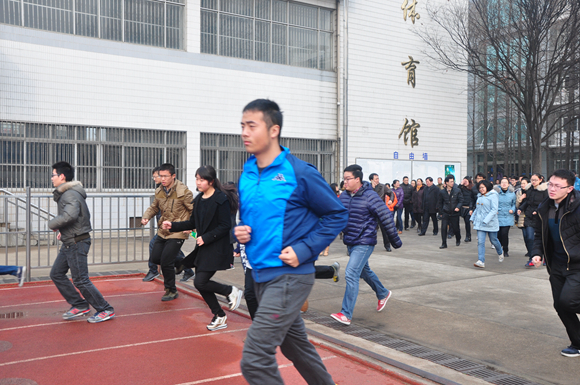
[477, 230, 503, 263]
[395, 208, 403, 232]
[148, 234, 190, 275]
[50, 239, 113, 312]
[0, 265, 19, 276]
[522, 226, 535, 256]
[342, 245, 389, 320]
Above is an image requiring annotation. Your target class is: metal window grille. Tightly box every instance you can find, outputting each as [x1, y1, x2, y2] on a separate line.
[0, 121, 186, 192]
[200, 0, 334, 71]
[0, 0, 184, 49]
[200, 132, 336, 183]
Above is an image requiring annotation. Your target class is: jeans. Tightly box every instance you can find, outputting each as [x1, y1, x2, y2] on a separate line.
[148, 234, 190, 275]
[523, 226, 535, 256]
[194, 270, 232, 317]
[0, 265, 19, 276]
[342, 245, 389, 320]
[150, 237, 184, 292]
[477, 230, 503, 263]
[241, 273, 334, 385]
[50, 240, 113, 312]
[549, 263, 580, 348]
[395, 208, 403, 232]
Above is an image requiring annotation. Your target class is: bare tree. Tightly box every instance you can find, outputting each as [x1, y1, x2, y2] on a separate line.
[416, 0, 580, 172]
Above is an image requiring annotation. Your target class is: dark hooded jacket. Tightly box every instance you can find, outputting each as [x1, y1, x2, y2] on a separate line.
[339, 181, 402, 248]
[519, 182, 548, 227]
[48, 181, 92, 246]
[532, 190, 580, 272]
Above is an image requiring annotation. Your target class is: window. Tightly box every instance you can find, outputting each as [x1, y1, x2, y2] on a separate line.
[0, 0, 185, 50]
[201, 0, 334, 70]
[0, 121, 186, 191]
[200, 132, 336, 183]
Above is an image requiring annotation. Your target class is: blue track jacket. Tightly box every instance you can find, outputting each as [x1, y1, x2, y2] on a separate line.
[238, 147, 349, 283]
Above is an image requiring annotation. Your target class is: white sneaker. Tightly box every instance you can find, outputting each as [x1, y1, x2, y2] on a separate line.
[499, 253, 504, 262]
[227, 286, 243, 311]
[474, 260, 485, 268]
[207, 315, 227, 331]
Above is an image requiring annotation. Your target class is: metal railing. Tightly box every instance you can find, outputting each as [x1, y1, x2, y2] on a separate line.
[1, 188, 155, 282]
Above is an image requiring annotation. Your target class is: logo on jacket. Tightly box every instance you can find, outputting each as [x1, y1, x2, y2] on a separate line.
[272, 173, 286, 182]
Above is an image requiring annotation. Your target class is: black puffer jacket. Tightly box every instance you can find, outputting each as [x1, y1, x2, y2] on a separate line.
[459, 185, 472, 208]
[401, 182, 413, 205]
[438, 186, 463, 216]
[519, 183, 548, 227]
[48, 181, 92, 246]
[532, 190, 580, 272]
[422, 184, 439, 214]
[412, 186, 425, 214]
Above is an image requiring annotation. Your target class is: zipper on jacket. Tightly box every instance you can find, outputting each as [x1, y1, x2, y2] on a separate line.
[558, 211, 571, 270]
[538, 211, 547, 268]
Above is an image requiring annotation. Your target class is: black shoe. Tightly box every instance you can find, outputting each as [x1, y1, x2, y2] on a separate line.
[439, 244, 447, 249]
[504, 251, 509, 258]
[525, 252, 529, 257]
[464, 236, 471, 242]
[175, 264, 185, 275]
[180, 270, 195, 282]
[447, 234, 452, 239]
[143, 271, 160, 282]
[433, 232, 438, 236]
[385, 246, 392, 252]
[456, 241, 461, 246]
[410, 225, 415, 229]
[418, 232, 425, 236]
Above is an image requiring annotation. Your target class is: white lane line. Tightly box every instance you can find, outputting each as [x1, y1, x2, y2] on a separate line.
[0, 277, 144, 292]
[0, 291, 166, 308]
[0, 328, 249, 367]
[174, 356, 337, 385]
[0, 307, 204, 332]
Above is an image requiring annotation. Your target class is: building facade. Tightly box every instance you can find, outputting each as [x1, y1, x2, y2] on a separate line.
[1, 0, 467, 192]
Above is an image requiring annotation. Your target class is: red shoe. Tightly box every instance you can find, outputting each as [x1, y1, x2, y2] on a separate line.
[330, 312, 351, 325]
[377, 291, 392, 312]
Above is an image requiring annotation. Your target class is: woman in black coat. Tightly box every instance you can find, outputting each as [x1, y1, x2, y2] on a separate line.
[518, 173, 548, 266]
[411, 179, 425, 233]
[163, 165, 242, 331]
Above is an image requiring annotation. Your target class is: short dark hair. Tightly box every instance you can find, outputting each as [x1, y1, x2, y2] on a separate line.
[444, 175, 454, 183]
[369, 173, 378, 181]
[479, 180, 493, 193]
[475, 172, 486, 179]
[426, 177, 433, 182]
[152, 166, 161, 175]
[52, 161, 74, 181]
[243, 99, 283, 138]
[392, 179, 400, 186]
[344, 164, 363, 183]
[549, 169, 576, 187]
[403, 176, 409, 180]
[159, 163, 176, 175]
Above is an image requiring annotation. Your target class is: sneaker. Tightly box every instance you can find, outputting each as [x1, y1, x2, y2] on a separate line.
[180, 270, 195, 282]
[87, 310, 115, 323]
[330, 312, 351, 325]
[227, 286, 243, 311]
[561, 346, 580, 357]
[207, 314, 227, 331]
[142, 271, 160, 282]
[62, 307, 90, 320]
[331, 262, 340, 282]
[525, 260, 535, 268]
[474, 260, 485, 268]
[499, 253, 504, 262]
[161, 289, 179, 301]
[16, 266, 26, 287]
[377, 290, 392, 312]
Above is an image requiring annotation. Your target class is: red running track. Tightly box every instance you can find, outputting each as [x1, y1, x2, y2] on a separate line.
[0, 276, 418, 384]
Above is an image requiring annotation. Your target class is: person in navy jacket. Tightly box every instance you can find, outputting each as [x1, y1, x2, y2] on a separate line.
[330, 164, 402, 326]
[235, 99, 348, 385]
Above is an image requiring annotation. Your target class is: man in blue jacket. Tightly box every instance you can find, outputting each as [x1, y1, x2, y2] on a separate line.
[235, 99, 348, 385]
[331, 165, 402, 326]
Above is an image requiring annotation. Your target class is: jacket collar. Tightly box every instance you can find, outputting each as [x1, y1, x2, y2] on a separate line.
[246, 146, 290, 173]
[156, 179, 187, 198]
[352, 181, 371, 197]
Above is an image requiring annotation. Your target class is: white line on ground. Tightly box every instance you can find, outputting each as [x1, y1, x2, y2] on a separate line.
[0, 307, 203, 332]
[0, 291, 167, 308]
[0, 328, 249, 367]
[174, 356, 337, 385]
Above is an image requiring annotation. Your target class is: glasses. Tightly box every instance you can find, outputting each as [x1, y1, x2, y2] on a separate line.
[158, 174, 172, 179]
[51, 174, 59, 178]
[343, 177, 355, 182]
[547, 183, 570, 190]
[152, 176, 161, 180]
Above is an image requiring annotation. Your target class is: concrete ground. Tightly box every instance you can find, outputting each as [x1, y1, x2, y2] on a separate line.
[9, 224, 580, 385]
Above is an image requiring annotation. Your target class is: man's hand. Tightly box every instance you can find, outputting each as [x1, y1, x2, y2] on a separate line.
[454, 208, 460, 212]
[469, 210, 473, 215]
[279, 246, 299, 267]
[235, 225, 252, 243]
[57, 232, 61, 240]
[141, 218, 149, 225]
[197, 236, 205, 246]
[517, 210, 521, 215]
[161, 221, 172, 230]
[532, 256, 543, 267]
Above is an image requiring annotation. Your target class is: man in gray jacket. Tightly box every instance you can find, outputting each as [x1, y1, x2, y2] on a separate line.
[49, 161, 115, 323]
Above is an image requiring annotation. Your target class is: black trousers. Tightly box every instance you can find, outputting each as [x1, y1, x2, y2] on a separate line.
[404, 203, 415, 228]
[421, 213, 438, 234]
[460, 208, 472, 239]
[244, 269, 259, 320]
[414, 212, 423, 231]
[441, 214, 460, 244]
[498, 226, 510, 253]
[315, 265, 335, 279]
[150, 237, 184, 292]
[549, 263, 580, 348]
[194, 270, 232, 317]
[379, 223, 391, 249]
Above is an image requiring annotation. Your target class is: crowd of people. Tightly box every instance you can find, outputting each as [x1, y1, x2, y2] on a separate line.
[15, 98, 579, 385]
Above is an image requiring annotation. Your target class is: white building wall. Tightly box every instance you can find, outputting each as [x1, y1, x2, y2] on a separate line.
[343, 0, 468, 176]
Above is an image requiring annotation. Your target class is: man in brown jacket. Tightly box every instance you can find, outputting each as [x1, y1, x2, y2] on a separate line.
[142, 163, 193, 301]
